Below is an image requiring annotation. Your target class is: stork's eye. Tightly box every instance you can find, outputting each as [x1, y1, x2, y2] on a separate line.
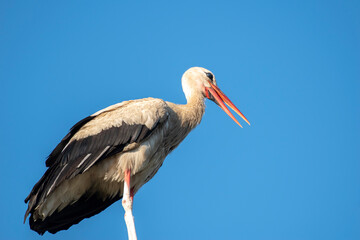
[206, 72, 214, 81]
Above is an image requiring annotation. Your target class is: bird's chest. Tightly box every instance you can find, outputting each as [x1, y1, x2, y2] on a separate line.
[95, 122, 191, 195]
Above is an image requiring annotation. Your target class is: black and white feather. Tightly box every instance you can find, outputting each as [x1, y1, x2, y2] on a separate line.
[23, 67, 235, 236]
[24, 98, 175, 235]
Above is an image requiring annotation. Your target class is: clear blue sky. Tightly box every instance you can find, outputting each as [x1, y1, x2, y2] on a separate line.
[1, 1, 359, 239]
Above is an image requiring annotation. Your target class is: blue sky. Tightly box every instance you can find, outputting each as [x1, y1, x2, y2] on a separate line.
[1, 1, 359, 239]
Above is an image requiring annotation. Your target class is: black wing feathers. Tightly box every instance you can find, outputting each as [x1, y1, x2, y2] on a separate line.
[41, 124, 155, 200]
[24, 115, 95, 205]
[30, 193, 121, 235]
[25, 114, 160, 231]
[45, 115, 95, 167]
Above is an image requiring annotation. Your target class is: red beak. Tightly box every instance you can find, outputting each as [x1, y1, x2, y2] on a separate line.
[206, 82, 250, 128]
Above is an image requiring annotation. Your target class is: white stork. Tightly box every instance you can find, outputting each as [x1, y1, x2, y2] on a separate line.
[24, 67, 250, 239]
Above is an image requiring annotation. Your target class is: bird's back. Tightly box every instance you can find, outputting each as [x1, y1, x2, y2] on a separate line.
[25, 97, 177, 234]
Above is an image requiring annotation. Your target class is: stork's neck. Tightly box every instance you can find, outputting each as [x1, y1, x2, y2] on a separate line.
[180, 92, 206, 129]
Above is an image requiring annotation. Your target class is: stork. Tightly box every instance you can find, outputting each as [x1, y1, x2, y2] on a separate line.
[24, 67, 250, 239]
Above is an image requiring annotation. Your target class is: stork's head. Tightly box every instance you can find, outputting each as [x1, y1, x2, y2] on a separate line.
[182, 67, 250, 127]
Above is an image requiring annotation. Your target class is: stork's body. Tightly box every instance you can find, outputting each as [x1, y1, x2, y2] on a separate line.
[24, 67, 249, 237]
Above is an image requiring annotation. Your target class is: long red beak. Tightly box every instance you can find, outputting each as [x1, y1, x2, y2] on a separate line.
[206, 82, 250, 128]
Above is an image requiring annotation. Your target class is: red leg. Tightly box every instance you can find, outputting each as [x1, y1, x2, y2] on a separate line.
[124, 169, 131, 191]
[122, 168, 137, 240]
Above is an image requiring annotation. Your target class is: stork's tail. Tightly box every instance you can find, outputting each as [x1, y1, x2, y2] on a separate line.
[27, 193, 121, 235]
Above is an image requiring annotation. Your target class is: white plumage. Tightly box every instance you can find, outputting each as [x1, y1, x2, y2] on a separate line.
[24, 67, 249, 237]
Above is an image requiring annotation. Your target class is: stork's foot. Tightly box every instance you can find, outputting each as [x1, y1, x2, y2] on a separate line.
[122, 169, 138, 240]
